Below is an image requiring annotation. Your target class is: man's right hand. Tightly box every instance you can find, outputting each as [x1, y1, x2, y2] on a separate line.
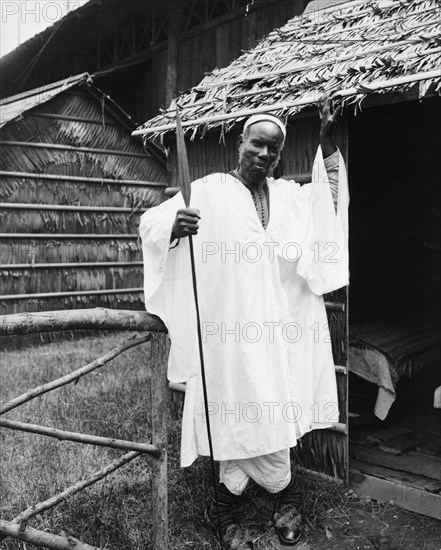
[171, 208, 201, 240]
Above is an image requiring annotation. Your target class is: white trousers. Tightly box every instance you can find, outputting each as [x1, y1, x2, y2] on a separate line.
[219, 448, 291, 496]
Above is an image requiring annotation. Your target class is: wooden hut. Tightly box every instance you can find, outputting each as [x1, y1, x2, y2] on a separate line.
[135, 0, 441, 517]
[0, 73, 167, 323]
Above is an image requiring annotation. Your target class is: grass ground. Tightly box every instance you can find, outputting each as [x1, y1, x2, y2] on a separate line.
[1, 334, 440, 550]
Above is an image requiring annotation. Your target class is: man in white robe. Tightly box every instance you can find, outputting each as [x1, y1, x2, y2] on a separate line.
[139, 97, 349, 549]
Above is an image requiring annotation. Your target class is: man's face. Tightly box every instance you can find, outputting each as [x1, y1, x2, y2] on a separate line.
[238, 121, 285, 185]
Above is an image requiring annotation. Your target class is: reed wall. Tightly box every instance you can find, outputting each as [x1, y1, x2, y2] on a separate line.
[0, 85, 167, 318]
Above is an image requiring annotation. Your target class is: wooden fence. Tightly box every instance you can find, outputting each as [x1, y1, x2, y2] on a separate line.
[0, 307, 169, 550]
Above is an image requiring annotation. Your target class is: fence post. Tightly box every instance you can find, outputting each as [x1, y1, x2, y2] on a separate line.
[150, 332, 169, 549]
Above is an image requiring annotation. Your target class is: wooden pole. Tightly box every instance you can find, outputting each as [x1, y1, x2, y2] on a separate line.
[0, 519, 102, 550]
[169, 381, 186, 393]
[0, 334, 151, 415]
[0, 308, 166, 336]
[170, 368, 346, 392]
[0, 451, 142, 545]
[165, 6, 183, 107]
[15, 451, 142, 523]
[175, 107, 223, 547]
[150, 332, 169, 549]
[0, 288, 143, 302]
[325, 301, 345, 312]
[0, 419, 161, 456]
[326, 422, 347, 435]
[164, 171, 313, 196]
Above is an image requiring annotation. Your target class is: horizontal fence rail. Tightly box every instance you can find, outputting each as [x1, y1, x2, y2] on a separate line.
[0, 308, 169, 550]
[0, 288, 144, 301]
[0, 308, 165, 335]
[0, 519, 102, 550]
[169, 380, 348, 434]
[164, 173, 313, 196]
[0, 418, 161, 455]
[0, 305, 347, 547]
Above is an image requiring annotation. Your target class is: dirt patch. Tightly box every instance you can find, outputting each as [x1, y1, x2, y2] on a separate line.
[301, 496, 441, 550]
[169, 458, 441, 549]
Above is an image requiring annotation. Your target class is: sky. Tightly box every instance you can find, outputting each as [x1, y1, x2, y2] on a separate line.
[0, 0, 89, 58]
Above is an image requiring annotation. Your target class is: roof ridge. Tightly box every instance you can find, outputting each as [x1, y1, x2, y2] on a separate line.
[0, 73, 90, 106]
[0, 72, 137, 131]
[302, 0, 367, 16]
[245, 1, 435, 56]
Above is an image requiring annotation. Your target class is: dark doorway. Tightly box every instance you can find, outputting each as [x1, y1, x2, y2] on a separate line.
[347, 97, 441, 518]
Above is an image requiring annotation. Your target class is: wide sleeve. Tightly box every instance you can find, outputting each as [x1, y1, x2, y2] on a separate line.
[296, 146, 349, 295]
[139, 191, 185, 305]
[139, 191, 199, 382]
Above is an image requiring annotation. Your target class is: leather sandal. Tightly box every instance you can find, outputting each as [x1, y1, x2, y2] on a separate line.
[205, 483, 254, 550]
[205, 503, 254, 550]
[272, 476, 302, 545]
[272, 503, 302, 545]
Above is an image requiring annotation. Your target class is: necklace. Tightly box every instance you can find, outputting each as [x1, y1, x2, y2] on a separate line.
[251, 187, 267, 228]
[232, 169, 268, 228]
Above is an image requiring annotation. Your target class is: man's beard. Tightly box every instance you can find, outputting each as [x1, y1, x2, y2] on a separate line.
[238, 149, 279, 185]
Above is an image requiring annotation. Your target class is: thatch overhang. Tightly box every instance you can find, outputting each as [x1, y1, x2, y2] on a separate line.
[0, 74, 88, 128]
[0, 72, 164, 163]
[134, 0, 441, 140]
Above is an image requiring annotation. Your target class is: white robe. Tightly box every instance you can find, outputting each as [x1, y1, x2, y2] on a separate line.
[139, 147, 349, 467]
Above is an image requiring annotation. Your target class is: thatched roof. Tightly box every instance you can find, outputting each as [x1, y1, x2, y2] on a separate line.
[0, 71, 167, 319]
[0, 73, 136, 130]
[134, 0, 441, 139]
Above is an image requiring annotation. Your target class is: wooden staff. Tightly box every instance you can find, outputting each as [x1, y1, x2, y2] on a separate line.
[175, 107, 223, 547]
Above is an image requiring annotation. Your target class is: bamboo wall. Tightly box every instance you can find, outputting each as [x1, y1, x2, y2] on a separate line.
[0, 86, 167, 318]
[166, 113, 349, 479]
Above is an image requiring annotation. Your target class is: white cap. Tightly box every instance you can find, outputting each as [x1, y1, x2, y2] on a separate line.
[243, 114, 286, 138]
